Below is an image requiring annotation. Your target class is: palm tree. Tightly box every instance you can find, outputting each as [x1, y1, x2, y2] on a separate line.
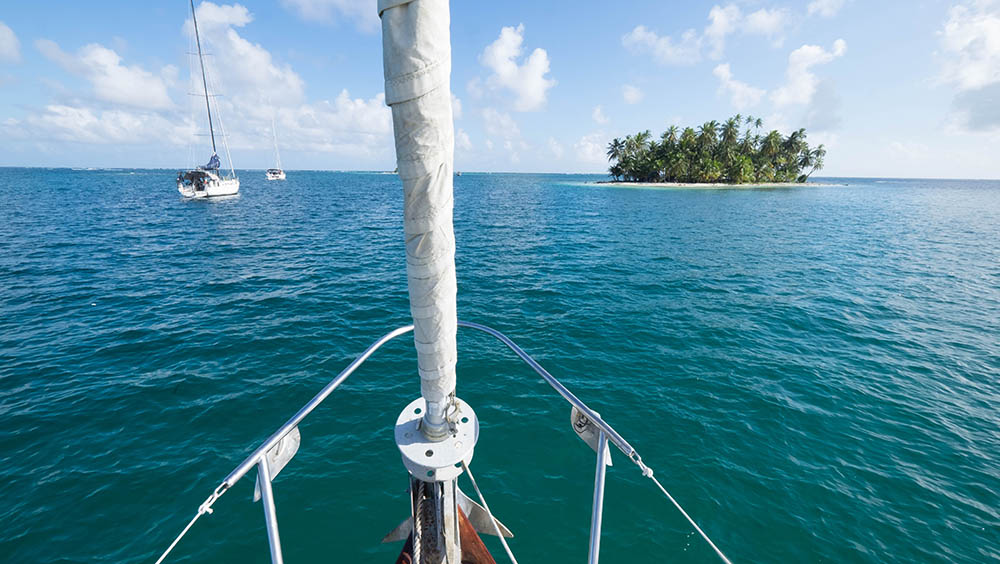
[801, 145, 826, 181]
[607, 116, 824, 185]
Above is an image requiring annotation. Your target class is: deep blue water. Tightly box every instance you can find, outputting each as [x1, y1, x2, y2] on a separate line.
[0, 169, 997, 563]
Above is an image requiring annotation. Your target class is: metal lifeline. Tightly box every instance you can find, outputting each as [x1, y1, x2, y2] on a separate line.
[153, 321, 733, 564]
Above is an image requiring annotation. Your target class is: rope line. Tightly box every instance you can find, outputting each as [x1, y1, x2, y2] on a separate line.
[630, 460, 733, 564]
[153, 484, 227, 564]
[461, 461, 519, 564]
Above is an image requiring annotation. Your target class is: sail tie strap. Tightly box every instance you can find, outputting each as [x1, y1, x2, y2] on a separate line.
[461, 461, 519, 564]
[153, 483, 228, 564]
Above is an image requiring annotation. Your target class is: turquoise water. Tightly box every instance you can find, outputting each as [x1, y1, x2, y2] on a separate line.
[1, 169, 998, 563]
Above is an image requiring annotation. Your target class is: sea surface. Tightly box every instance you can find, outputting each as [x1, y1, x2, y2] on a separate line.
[1, 169, 998, 563]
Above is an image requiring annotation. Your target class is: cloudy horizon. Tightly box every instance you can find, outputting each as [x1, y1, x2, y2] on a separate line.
[0, 0, 998, 179]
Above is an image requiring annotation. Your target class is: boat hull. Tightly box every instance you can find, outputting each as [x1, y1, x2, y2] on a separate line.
[265, 170, 286, 181]
[177, 177, 240, 198]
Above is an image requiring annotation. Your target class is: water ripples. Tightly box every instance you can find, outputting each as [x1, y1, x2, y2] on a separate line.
[0, 170, 998, 563]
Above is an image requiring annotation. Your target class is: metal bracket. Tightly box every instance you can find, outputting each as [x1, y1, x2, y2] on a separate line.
[253, 426, 301, 502]
[571, 407, 612, 466]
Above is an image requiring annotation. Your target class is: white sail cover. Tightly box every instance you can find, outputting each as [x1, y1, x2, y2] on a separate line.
[380, 0, 457, 436]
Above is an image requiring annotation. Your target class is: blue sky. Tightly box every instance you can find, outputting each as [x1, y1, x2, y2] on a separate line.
[0, 0, 998, 178]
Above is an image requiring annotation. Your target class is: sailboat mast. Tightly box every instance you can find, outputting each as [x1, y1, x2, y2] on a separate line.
[271, 115, 282, 169]
[190, 0, 216, 154]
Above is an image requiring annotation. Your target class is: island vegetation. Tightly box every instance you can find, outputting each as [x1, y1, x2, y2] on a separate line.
[606, 115, 826, 184]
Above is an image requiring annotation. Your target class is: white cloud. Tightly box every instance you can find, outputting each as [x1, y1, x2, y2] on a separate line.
[622, 84, 644, 104]
[939, 1, 1000, 91]
[622, 25, 701, 66]
[187, 3, 305, 107]
[466, 77, 484, 99]
[192, 1, 253, 28]
[15, 2, 393, 164]
[746, 8, 789, 46]
[480, 24, 556, 111]
[548, 137, 565, 158]
[482, 107, 526, 162]
[939, 1, 1000, 131]
[705, 4, 741, 59]
[276, 90, 391, 155]
[36, 39, 174, 110]
[0, 21, 20, 63]
[5, 104, 193, 144]
[624, 4, 789, 65]
[808, 0, 846, 18]
[456, 128, 472, 151]
[281, 0, 379, 32]
[482, 107, 520, 139]
[451, 95, 463, 119]
[574, 133, 607, 165]
[772, 39, 847, 107]
[592, 105, 609, 124]
[713, 63, 765, 109]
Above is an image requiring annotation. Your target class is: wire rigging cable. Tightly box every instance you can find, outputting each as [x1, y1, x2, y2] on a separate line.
[461, 461, 519, 564]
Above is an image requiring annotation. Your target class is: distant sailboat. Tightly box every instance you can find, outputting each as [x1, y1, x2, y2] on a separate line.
[265, 116, 286, 181]
[177, 0, 239, 198]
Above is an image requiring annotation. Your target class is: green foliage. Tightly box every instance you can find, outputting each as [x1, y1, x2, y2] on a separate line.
[606, 115, 826, 184]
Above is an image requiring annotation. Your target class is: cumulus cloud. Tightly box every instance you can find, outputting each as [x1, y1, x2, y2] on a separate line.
[275, 90, 391, 155]
[483, 107, 520, 139]
[623, 4, 790, 65]
[187, 2, 304, 106]
[456, 128, 472, 151]
[15, 2, 392, 165]
[480, 24, 556, 111]
[704, 4, 741, 58]
[808, 0, 847, 18]
[482, 107, 526, 162]
[592, 105, 609, 124]
[0, 21, 20, 63]
[35, 39, 174, 110]
[772, 39, 847, 107]
[281, 0, 379, 31]
[622, 84, 644, 104]
[713, 63, 765, 109]
[451, 95, 463, 119]
[938, 1, 1000, 131]
[622, 25, 701, 65]
[4, 104, 193, 144]
[574, 133, 607, 165]
[746, 8, 790, 46]
[939, 1, 1000, 91]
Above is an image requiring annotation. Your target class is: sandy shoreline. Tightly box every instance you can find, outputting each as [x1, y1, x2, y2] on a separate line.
[594, 180, 844, 189]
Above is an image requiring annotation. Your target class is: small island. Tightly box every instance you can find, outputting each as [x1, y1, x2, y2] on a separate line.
[605, 115, 825, 185]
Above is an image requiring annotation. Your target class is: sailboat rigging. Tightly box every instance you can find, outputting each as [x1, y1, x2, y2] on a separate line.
[265, 115, 285, 181]
[176, 0, 239, 198]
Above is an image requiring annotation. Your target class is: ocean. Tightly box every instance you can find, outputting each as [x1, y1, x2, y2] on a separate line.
[0, 169, 997, 563]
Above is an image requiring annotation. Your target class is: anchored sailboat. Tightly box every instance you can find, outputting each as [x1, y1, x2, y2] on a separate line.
[266, 115, 286, 181]
[155, 1, 734, 563]
[176, 0, 239, 198]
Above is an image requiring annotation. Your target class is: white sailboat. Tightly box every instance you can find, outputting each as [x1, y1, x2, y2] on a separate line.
[177, 0, 239, 199]
[265, 116, 286, 181]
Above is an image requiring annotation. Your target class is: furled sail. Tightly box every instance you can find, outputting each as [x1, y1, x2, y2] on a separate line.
[379, 0, 457, 439]
[201, 153, 221, 171]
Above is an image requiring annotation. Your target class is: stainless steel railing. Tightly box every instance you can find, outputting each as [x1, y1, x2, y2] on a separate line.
[155, 320, 723, 564]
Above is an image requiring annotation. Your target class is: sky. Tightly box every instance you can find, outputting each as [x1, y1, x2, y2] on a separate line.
[0, 0, 998, 178]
